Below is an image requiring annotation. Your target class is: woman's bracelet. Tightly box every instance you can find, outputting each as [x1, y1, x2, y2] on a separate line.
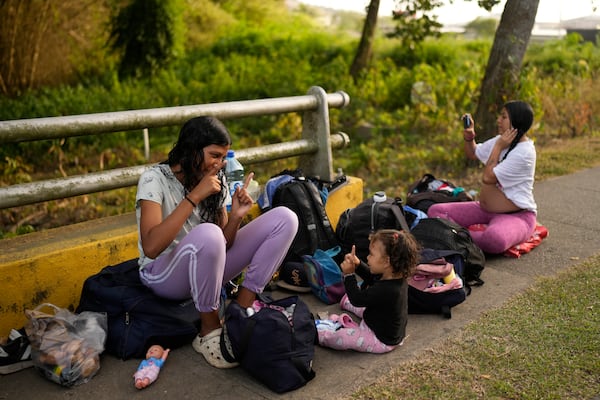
[184, 195, 197, 208]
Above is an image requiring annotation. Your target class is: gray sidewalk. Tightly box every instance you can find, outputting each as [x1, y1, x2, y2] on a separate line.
[2, 167, 599, 400]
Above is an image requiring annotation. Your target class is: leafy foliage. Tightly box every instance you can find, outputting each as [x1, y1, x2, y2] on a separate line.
[109, 0, 184, 79]
[387, 0, 501, 48]
[1, 3, 600, 233]
[388, 0, 444, 48]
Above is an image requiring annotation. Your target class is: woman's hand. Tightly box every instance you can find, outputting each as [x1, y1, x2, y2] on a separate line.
[340, 245, 360, 275]
[220, 171, 254, 248]
[462, 114, 478, 160]
[229, 171, 255, 219]
[481, 126, 518, 185]
[497, 126, 518, 149]
[188, 163, 224, 205]
[462, 114, 476, 142]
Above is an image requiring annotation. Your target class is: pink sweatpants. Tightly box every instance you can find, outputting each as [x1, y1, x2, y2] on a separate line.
[427, 201, 536, 254]
[317, 295, 397, 354]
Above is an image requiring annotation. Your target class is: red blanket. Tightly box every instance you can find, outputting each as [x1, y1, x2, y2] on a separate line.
[503, 224, 549, 258]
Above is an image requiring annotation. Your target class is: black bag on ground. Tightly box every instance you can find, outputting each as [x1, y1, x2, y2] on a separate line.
[76, 259, 200, 360]
[271, 176, 339, 262]
[406, 173, 473, 213]
[336, 191, 411, 263]
[410, 218, 485, 287]
[221, 294, 317, 393]
[408, 249, 468, 319]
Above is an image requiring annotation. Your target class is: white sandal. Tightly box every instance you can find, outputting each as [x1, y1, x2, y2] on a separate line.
[192, 328, 239, 369]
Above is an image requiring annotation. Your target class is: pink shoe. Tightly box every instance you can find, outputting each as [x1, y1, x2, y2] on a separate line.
[340, 294, 351, 312]
[339, 313, 358, 328]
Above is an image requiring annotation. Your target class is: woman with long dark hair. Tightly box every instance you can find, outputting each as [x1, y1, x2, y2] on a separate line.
[135, 116, 298, 368]
[427, 101, 537, 254]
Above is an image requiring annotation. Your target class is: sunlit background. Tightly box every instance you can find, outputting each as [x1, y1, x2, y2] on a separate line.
[297, 0, 600, 24]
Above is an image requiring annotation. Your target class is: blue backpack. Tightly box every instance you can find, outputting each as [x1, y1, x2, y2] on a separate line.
[301, 246, 345, 304]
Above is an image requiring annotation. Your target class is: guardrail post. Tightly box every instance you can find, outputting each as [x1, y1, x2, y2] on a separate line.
[301, 86, 334, 181]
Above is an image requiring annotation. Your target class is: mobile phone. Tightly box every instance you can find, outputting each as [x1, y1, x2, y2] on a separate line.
[462, 114, 471, 129]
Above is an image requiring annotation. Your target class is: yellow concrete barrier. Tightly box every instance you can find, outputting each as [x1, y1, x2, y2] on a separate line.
[0, 176, 363, 336]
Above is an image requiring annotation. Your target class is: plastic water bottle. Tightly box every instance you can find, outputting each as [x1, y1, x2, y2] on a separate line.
[371, 191, 387, 232]
[373, 191, 387, 203]
[224, 150, 244, 211]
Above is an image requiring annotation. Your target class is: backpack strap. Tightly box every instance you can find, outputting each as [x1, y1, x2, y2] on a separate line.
[390, 200, 411, 232]
[297, 179, 338, 255]
[272, 178, 338, 261]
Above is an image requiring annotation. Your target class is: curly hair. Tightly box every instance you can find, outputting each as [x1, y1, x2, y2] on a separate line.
[164, 116, 232, 224]
[369, 229, 421, 278]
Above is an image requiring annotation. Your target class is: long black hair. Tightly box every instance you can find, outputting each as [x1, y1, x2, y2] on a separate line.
[501, 101, 534, 161]
[165, 116, 232, 223]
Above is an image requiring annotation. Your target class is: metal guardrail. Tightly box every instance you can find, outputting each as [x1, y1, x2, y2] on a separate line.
[0, 86, 351, 209]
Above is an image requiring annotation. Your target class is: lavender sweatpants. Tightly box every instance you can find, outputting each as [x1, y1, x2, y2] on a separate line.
[427, 201, 537, 254]
[139, 206, 298, 313]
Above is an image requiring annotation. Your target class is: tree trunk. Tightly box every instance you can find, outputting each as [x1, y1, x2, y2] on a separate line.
[474, 0, 540, 139]
[349, 0, 380, 82]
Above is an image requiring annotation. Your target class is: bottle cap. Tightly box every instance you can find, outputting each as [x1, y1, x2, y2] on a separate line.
[373, 191, 387, 203]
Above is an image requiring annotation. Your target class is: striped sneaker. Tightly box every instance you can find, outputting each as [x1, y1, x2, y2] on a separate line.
[0, 328, 33, 375]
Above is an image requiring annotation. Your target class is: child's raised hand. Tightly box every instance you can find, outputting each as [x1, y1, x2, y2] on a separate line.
[341, 245, 359, 275]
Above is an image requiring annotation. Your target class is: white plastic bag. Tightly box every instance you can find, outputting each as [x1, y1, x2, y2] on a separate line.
[24, 303, 107, 386]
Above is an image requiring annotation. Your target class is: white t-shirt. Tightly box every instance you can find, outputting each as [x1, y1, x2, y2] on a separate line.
[135, 164, 227, 267]
[475, 135, 537, 214]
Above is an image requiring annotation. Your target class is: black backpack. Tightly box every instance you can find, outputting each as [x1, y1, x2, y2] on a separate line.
[76, 259, 201, 360]
[410, 218, 485, 287]
[221, 294, 317, 393]
[271, 176, 339, 262]
[406, 173, 473, 213]
[335, 192, 411, 263]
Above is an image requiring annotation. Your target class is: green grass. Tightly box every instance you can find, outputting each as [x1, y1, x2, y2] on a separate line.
[352, 255, 600, 399]
[535, 137, 600, 180]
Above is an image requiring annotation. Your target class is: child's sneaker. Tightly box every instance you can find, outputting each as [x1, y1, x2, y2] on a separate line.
[0, 328, 33, 375]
